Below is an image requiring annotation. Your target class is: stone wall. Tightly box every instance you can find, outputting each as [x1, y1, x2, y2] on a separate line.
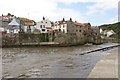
[2, 32, 102, 47]
[101, 38, 119, 43]
[2, 33, 49, 46]
[54, 33, 87, 45]
[2, 34, 19, 46]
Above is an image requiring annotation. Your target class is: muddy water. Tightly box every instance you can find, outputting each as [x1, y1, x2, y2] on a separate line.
[2, 43, 117, 78]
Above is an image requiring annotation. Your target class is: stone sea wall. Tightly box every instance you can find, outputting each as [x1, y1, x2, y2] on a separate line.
[1, 32, 102, 47]
[54, 33, 87, 45]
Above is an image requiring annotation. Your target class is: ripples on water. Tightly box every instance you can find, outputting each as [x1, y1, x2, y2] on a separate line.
[2, 43, 117, 78]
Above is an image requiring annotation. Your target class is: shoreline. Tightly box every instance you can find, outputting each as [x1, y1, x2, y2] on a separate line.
[1, 42, 91, 48]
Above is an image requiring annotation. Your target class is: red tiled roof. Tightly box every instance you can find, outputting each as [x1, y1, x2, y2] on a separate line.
[56, 20, 72, 25]
[57, 21, 66, 25]
[83, 23, 91, 27]
[53, 19, 91, 28]
[24, 22, 34, 26]
[74, 22, 85, 26]
[19, 17, 34, 22]
[19, 17, 35, 26]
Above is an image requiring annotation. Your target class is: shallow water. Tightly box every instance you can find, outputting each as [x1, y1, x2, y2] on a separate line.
[2, 43, 118, 78]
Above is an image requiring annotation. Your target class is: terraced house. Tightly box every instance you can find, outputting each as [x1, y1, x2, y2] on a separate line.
[0, 13, 92, 36]
[8, 17, 20, 33]
[35, 17, 52, 33]
[52, 18, 91, 35]
[0, 13, 36, 34]
[0, 13, 14, 32]
[18, 17, 36, 33]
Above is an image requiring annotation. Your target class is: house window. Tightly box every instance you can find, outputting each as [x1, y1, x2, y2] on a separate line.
[67, 30, 69, 32]
[63, 29, 65, 33]
[46, 22, 47, 23]
[42, 29, 45, 31]
[29, 26, 31, 29]
[43, 25, 45, 28]
[59, 26, 61, 28]
[79, 30, 81, 32]
[41, 21, 43, 23]
[59, 29, 61, 31]
[63, 24, 65, 28]
[40, 25, 42, 28]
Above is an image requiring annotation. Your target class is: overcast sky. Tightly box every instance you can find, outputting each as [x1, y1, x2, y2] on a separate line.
[0, 0, 118, 26]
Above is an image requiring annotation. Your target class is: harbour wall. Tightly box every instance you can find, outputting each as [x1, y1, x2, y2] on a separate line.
[1, 32, 102, 47]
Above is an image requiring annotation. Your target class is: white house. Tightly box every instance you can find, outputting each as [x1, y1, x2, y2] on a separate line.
[35, 17, 52, 33]
[18, 17, 36, 33]
[53, 21, 67, 33]
[101, 29, 115, 37]
[23, 25, 35, 33]
[106, 30, 115, 37]
[100, 28, 103, 34]
[8, 18, 20, 33]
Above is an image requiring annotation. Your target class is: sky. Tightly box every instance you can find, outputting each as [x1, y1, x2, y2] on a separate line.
[0, 0, 119, 26]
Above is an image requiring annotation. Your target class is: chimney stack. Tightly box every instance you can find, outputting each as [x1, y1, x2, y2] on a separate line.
[43, 16, 45, 20]
[70, 18, 72, 21]
[62, 18, 65, 21]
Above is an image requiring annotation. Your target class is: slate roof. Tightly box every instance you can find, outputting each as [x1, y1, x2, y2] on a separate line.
[8, 18, 20, 26]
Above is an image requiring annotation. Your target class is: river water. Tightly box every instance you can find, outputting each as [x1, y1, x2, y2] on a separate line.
[2, 43, 118, 78]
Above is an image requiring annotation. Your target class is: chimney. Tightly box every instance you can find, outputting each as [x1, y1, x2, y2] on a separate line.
[7, 13, 11, 16]
[43, 16, 45, 20]
[62, 18, 65, 21]
[70, 18, 72, 21]
[75, 21, 77, 23]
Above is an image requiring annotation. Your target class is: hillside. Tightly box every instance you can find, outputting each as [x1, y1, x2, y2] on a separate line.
[99, 22, 120, 38]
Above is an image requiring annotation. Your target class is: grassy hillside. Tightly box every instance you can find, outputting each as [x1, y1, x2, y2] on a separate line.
[99, 22, 120, 38]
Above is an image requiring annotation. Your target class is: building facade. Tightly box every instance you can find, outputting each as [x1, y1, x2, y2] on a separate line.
[8, 18, 20, 33]
[52, 18, 91, 35]
[18, 17, 36, 33]
[36, 17, 52, 33]
[0, 13, 14, 31]
[52, 21, 67, 33]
